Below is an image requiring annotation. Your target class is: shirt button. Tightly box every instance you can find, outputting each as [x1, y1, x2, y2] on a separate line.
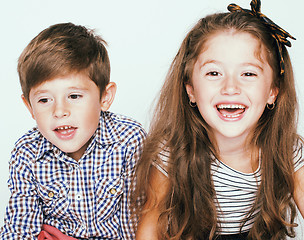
[110, 188, 117, 195]
[76, 193, 82, 200]
[48, 191, 54, 198]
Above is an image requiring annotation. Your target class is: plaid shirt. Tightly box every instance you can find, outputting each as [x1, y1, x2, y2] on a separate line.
[0, 111, 145, 240]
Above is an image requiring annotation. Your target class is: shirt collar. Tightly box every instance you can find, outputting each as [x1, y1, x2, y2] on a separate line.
[35, 130, 55, 162]
[34, 111, 122, 162]
[94, 111, 122, 147]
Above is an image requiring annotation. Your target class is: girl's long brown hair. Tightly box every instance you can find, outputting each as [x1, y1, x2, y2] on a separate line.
[133, 12, 300, 239]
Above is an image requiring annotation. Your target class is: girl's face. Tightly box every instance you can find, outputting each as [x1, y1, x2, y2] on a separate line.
[186, 31, 278, 146]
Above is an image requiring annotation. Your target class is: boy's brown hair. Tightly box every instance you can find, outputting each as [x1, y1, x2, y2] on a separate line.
[18, 22, 110, 101]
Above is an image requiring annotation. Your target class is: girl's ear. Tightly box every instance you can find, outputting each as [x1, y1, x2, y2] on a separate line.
[185, 83, 196, 103]
[21, 94, 35, 120]
[267, 87, 279, 105]
[100, 82, 117, 112]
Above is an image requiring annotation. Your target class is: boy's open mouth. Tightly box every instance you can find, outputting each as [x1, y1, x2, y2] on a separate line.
[216, 104, 246, 118]
[54, 125, 77, 135]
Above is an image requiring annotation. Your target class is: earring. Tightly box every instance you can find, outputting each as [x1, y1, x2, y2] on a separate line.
[266, 102, 275, 110]
[189, 101, 197, 108]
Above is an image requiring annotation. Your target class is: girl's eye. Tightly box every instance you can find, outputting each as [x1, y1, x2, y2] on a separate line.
[207, 71, 220, 76]
[243, 72, 257, 77]
[69, 94, 82, 99]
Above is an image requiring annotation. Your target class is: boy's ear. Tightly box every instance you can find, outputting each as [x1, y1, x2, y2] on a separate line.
[21, 94, 35, 120]
[100, 82, 117, 112]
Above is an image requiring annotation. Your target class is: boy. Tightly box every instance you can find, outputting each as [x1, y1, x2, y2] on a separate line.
[0, 22, 145, 239]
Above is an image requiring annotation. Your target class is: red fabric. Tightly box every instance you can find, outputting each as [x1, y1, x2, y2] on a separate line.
[38, 224, 77, 240]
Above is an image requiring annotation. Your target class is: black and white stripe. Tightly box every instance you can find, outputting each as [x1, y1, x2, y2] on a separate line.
[153, 139, 304, 234]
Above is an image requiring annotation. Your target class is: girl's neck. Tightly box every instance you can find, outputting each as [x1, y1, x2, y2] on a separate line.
[216, 136, 259, 174]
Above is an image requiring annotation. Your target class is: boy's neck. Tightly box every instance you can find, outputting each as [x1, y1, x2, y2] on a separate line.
[68, 139, 91, 161]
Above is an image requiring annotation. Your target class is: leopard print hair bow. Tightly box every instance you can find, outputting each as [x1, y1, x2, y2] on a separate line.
[228, 0, 295, 75]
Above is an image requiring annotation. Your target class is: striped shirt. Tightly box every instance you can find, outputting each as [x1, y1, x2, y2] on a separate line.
[152, 139, 304, 235]
[0, 111, 145, 240]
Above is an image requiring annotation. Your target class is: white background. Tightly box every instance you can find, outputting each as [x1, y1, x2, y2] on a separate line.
[0, 0, 303, 237]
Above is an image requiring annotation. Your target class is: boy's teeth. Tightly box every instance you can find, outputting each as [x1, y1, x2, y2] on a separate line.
[57, 126, 72, 130]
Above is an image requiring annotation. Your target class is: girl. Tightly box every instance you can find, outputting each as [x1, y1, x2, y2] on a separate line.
[134, 0, 304, 239]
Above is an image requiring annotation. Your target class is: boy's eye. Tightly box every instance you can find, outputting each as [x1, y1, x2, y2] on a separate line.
[38, 98, 50, 103]
[69, 94, 82, 99]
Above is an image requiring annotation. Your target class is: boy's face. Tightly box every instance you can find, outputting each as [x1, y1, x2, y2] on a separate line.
[23, 73, 115, 160]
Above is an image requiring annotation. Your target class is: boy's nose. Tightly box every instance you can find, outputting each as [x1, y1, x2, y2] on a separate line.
[53, 101, 70, 118]
[220, 75, 241, 95]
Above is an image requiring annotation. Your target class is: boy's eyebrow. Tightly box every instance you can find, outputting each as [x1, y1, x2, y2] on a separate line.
[32, 86, 90, 96]
[67, 86, 90, 91]
[31, 89, 49, 97]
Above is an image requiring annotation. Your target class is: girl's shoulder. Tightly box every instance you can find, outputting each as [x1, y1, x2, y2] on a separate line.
[294, 137, 304, 172]
[152, 141, 170, 177]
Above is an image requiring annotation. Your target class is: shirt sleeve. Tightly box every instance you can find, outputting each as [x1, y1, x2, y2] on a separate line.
[152, 141, 170, 178]
[293, 138, 304, 172]
[0, 148, 43, 240]
[119, 127, 146, 240]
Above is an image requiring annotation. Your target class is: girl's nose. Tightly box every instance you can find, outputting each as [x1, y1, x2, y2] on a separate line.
[53, 101, 70, 118]
[220, 75, 241, 95]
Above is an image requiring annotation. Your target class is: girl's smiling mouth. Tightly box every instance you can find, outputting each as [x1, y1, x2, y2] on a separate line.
[216, 104, 246, 119]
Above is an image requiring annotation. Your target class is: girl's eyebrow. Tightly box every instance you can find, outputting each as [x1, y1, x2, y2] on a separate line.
[200, 60, 264, 71]
[199, 59, 220, 68]
[241, 63, 264, 71]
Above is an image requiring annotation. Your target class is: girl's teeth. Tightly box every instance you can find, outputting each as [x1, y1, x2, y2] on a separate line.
[222, 113, 242, 118]
[217, 104, 246, 118]
[217, 104, 245, 109]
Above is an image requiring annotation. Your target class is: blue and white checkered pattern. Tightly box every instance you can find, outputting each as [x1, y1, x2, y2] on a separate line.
[0, 111, 146, 240]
